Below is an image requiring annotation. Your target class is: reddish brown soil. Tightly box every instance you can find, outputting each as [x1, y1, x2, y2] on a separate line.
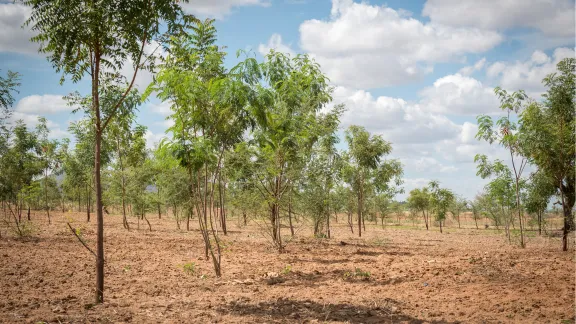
[1, 212, 574, 323]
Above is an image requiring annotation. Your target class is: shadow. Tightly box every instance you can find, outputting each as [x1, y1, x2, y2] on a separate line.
[217, 298, 459, 324]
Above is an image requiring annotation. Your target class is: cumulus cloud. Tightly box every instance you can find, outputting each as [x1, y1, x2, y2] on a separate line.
[423, 0, 575, 37]
[144, 130, 168, 149]
[486, 47, 575, 96]
[299, 0, 502, 88]
[180, 0, 270, 19]
[332, 86, 461, 145]
[258, 34, 295, 56]
[15, 94, 72, 114]
[418, 73, 500, 115]
[402, 157, 458, 173]
[0, 3, 38, 55]
[458, 58, 486, 76]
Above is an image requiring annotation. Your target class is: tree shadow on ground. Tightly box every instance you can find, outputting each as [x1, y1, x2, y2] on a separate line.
[217, 297, 459, 324]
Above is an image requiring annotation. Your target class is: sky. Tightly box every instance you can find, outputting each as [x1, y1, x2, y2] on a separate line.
[1, 0, 575, 200]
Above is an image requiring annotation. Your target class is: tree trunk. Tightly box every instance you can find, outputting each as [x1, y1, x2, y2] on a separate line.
[347, 211, 354, 233]
[456, 213, 460, 228]
[45, 171, 51, 225]
[326, 204, 331, 239]
[288, 195, 294, 237]
[439, 220, 443, 233]
[27, 205, 31, 221]
[422, 210, 428, 230]
[474, 216, 479, 230]
[86, 184, 91, 222]
[243, 211, 247, 226]
[357, 184, 362, 237]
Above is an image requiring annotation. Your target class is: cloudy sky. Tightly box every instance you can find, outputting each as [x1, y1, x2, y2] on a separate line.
[1, 0, 574, 200]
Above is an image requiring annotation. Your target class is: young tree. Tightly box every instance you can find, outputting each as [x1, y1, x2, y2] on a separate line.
[428, 181, 455, 233]
[449, 195, 467, 229]
[519, 58, 575, 251]
[407, 188, 432, 230]
[36, 117, 61, 224]
[476, 87, 529, 247]
[342, 125, 403, 237]
[149, 18, 254, 273]
[524, 171, 557, 236]
[241, 51, 333, 250]
[475, 157, 518, 241]
[24, 0, 191, 303]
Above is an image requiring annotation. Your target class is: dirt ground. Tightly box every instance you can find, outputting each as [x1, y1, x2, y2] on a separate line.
[0, 211, 574, 323]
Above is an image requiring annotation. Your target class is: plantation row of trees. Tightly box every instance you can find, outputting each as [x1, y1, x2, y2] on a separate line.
[0, 0, 572, 306]
[0, 4, 408, 302]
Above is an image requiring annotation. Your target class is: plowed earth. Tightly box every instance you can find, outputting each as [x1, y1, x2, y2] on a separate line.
[1, 212, 574, 323]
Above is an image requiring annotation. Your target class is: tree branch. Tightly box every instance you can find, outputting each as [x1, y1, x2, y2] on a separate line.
[67, 222, 97, 259]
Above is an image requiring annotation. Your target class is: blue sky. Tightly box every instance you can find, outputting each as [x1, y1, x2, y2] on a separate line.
[1, 0, 574, 200]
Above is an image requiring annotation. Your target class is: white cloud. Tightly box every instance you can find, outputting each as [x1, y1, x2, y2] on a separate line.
[458, 58, 486, 76]
[418, 73, 500, 115]
[333, 86, 460, 145]
[487, 47, 575, 96]
[15, 94, 72, 114]
[423, 0, 575, 37]
[299, 0, 503, 88]
[402, 157, 458, 173]
[258, 34, 295, 56]
[181, 0, 270, 19]
[147, 101, 172, 116]
[144, 130, 167, 149]
[0, 3, 38, 55]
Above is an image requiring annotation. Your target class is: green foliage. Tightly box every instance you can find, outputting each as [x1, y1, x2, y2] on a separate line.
[518, 58, 575, 249]
[343, 268, 371, 280]
[181, 262, 196, 275]
[281, 264, 292, 275]
[342, 125, 403, 236]
[428, 181, 455, 227]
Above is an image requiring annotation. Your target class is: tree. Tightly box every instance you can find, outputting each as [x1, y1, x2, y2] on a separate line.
[149, 18, 255, 273]
[475, 157, 518, 241]
[24, 0, 192, 303]
[428, 181, 455, 233]
[470, 195, 485, 229]
[476, 87, 529, 247]
[407, 188, 432, 230]
[519, 58, 575, 251]
[36, 117, 61, 224]
[242, 51, 333, 250]
[342, 125, 403, 237]
[449, 195, 467, 229]
[524, 171, 556, 235]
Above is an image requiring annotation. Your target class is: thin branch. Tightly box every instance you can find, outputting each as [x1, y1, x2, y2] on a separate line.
[67, 222, 97, 259]
[101, 27, 149, 132]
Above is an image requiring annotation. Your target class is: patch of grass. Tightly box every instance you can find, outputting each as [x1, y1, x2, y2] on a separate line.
[281, 264, 292, 275]
[180, 262, 196, 275]
[343, 268, 371, 281]
[371, 237, 389, 246]
[123, 265, 131, 273]
[468, 256, 481, 264]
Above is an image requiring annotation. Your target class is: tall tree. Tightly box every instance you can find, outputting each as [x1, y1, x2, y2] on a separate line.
[407, 188, 431, 230]
[428, 181, 455, 233]
[519, 58, 575, 251]
[342, 125, 403, 237]
[476, 88, 529, 247]
[524, 171, 555, 235]
[24, 0, 191, 303]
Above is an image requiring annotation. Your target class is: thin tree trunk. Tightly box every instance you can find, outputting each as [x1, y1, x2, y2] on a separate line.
[45, 170, 51, 225]
[357, 182, 363, 237]
[288, 195, 294, 237]
[86, 184, 91, 222]
[422, 210, 428, 230]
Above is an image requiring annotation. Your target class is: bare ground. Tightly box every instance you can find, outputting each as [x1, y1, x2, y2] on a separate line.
[0, 212, 574, 323]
